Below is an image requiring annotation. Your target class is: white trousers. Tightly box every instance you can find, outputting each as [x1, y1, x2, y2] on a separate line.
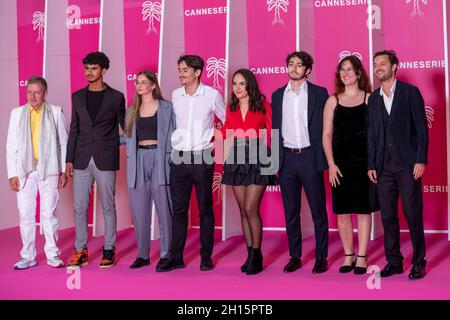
[16, 170, 60, 261]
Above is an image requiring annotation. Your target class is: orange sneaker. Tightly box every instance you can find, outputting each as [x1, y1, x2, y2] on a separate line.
[99, 246, 116, 268]
[67, 248, 89, 269]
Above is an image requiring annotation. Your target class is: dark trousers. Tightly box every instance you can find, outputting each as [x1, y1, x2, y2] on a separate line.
[279, 149, 328, 259]
[169, 154, 215, 260]
[377, 167, 426, 266]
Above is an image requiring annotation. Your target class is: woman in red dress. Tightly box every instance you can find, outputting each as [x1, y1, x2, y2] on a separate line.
[221, 69, 277, 275]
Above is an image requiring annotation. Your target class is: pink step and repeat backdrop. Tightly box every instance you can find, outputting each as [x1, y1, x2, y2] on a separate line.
[3, 0, 448, 233]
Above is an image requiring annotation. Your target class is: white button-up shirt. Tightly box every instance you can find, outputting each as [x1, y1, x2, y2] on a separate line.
[171, 82, 226, 151]
[380, 79, 397, 115]
[282, 81, 310, 149]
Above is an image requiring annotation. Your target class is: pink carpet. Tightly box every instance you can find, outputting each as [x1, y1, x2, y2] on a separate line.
[1, 227, 449, 300]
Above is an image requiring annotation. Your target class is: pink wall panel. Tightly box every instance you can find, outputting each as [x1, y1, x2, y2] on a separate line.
[68, 0, 101, 225]
[123, 0, 162, 104]
[247, 1, 296, 228]
[383, 1, 447, 231]
[183, 0, 227, 227]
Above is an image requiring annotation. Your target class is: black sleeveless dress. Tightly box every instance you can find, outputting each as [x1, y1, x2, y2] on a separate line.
[331, 95, 379, 214]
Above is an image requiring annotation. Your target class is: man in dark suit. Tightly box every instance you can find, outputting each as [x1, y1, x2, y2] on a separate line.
[65, 51, 125, 269]
[368, 50, 428, 280]
[272, 51, 329, 274]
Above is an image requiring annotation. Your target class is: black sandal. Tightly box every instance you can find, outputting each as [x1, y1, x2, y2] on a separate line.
[339, 252, 356, 273]
[354, 255, 367, 275]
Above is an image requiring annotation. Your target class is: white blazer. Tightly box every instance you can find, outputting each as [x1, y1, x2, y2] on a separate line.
[6, 103, 68, 185]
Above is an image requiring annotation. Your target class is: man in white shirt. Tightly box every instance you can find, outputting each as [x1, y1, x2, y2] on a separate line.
[271, 51, 329, 274]
[368, 50, 428, 280]
[6, 76, 68, 270]
[157, 55, 226, 272]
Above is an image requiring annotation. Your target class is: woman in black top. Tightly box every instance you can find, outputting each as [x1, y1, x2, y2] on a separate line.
[121, 71, 175, 270]
[323, 56, 379, 275]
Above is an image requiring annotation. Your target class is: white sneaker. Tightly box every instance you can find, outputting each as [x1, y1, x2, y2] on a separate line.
[13, 258, 37, 270]
[47, 256, 65, 268]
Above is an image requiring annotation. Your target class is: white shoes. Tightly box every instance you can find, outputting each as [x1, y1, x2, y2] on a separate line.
[13, 258, 37, 270]
[47, 256, 65, 268]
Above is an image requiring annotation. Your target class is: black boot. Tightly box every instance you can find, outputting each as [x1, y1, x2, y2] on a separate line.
[246, 248, 263, 275]
[240, 246, 253, 273]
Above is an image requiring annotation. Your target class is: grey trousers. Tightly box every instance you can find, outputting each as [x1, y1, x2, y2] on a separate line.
[128, 148, 172, 260]
[73, 157, 117, 250]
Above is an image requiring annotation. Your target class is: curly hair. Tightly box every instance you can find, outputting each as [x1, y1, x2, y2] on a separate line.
[82, 51, 110, 69]
[229, 69, 266, 114]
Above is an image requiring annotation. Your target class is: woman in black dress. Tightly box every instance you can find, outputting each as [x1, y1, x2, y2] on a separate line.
[323, 55, 379, 274]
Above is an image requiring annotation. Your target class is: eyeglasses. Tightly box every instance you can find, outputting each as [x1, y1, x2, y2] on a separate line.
[339, 68, 355, 73]
[135, 80, 151, 86]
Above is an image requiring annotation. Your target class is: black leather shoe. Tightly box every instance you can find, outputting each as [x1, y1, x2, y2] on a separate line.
[408, 262, 426, 280]
[155, 258, 169, 269]
[312, 258, 328, 274]
[200, 257, 214, 271]
[379, 263, 403, 277]
[155, 258, 185, 272]
[283, 258, 302, 273]
[130, 258, 150, 269]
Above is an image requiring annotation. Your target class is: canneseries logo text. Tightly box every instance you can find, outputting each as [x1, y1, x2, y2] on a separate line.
[267, 0, 289, 26]
[142, 1, 161, 34]
[339, 50, 363, 61]
[32, 11, 46, 43]
[66, 5, 101, 29]
[406, 0, 427, 18]
[206, 57, 226, 90]
[212, 172, 223, 203]
[425, 106, 434, 128]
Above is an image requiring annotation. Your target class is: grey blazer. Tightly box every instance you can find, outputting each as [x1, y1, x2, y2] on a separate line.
[120, 100, 175, 189]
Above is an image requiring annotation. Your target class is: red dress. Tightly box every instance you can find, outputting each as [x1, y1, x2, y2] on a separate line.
[221, 101, 277, 186]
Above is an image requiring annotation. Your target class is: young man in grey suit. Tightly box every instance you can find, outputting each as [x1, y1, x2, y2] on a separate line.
[66, 52, 125, 269]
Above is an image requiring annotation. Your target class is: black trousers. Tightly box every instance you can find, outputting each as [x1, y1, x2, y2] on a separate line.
[169, 152, 215, 260]
[279, 149, 329, 259]
[377, 167, 426, 266]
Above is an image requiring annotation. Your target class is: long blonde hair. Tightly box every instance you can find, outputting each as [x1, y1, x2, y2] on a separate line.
[125, 71, 163, 137]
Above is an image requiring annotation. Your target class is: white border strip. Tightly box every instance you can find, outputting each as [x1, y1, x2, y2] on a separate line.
[157, 0, 165, 83]
[443, 0, 450, 241]
[99, 0, 104, 51]
[296, 0, 300, 51]
[368, 0, 374, 85]
[42, 0, 49, 78]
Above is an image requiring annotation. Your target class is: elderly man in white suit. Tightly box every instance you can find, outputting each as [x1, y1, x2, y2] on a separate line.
[6, 77, 68, 270]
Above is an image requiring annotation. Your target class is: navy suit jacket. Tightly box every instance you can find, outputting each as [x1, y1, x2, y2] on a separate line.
[271, 81, 329, 172]
[367, 79, 428, 175]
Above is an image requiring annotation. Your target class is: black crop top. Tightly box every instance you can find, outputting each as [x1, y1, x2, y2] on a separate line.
[136, 112, 157, 141]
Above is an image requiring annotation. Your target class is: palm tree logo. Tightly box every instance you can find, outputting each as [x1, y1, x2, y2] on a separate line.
[267, 0, 289, 26]
[212, 172, 223, 203]
[339, 50, 363, 62]
[425, 106, 434, 128]
[32, 11, 46, 43]
[406, 0, 427, 17]
[206, 57, 226, 90]
[142, 1, 162, 34]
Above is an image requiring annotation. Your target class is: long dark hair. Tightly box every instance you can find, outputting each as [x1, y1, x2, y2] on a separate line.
[125, 70, 164, 137]
[229, 69, 266, 113]
[334, 55, 371, 97]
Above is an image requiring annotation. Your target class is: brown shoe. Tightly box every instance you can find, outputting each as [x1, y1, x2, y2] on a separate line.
[99, 246, 116, 268]
[67, 248, 89, 269]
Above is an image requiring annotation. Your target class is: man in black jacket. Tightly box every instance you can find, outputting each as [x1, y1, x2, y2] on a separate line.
[272, 51, 329, 274]
[65, 52, 125, 269]
[368, 50, 428, 280]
